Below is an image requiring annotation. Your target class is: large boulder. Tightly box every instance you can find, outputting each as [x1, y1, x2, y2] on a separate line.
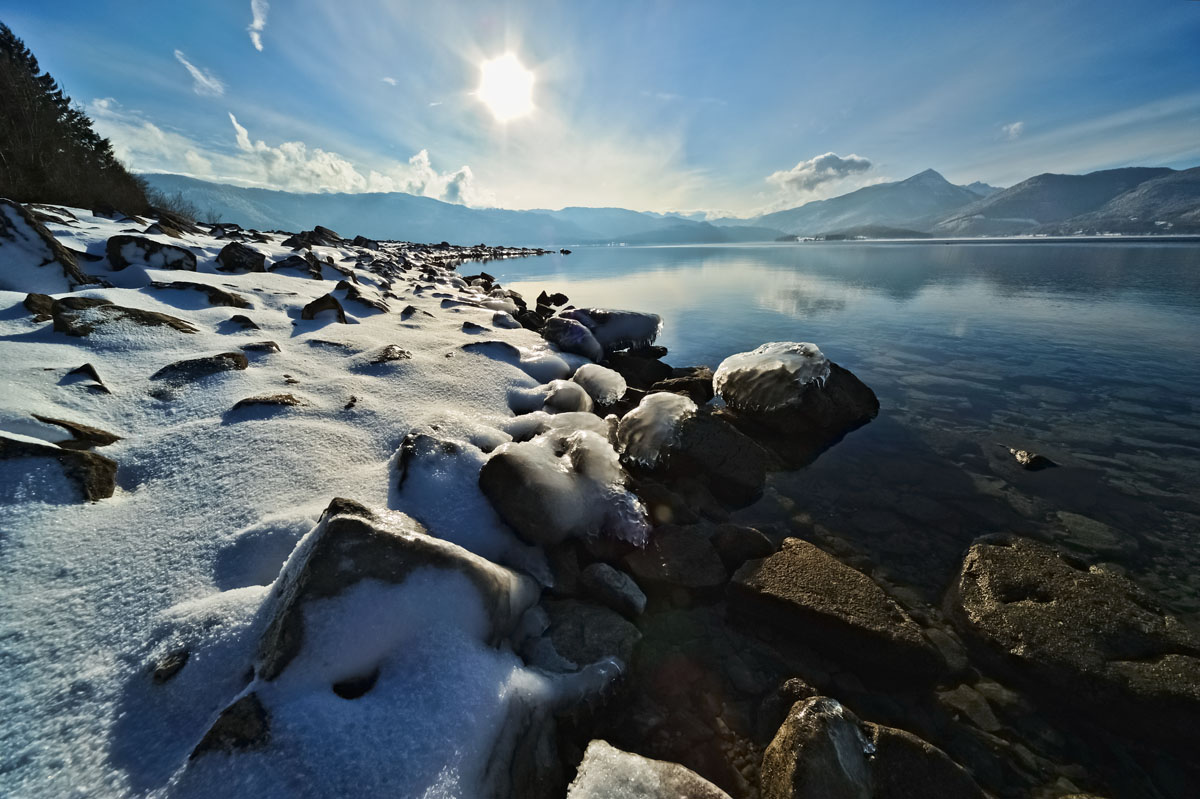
[567, 739, 732, 799]
[543, 598, 642, 667]
[50, 296, 198, 336]
[0, 198, 96, 292]
[713, 343, 878, 467]
[215, 241, 267, 273]
[0, 432, 116, 501]
[730, 538, 946, 681]
[105, 235, 197, 271]
[946, 535, 1200, 748]
[150, 351, 248, 391]
[760, 696, 985, 799]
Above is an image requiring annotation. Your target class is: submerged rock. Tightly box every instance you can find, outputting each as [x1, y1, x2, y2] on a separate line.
[730, 538, 946, 680]
[567, 739, 732, 799]
[946, 534, 1200, 748]
[105, 234, 196, 271]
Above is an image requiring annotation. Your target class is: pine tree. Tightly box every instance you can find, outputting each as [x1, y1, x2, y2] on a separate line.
[0, 20, 149, 211]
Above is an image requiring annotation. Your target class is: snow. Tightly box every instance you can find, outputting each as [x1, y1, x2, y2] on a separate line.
[616, 392, 697, 467]
[0, 202, 77, 293]
[0, 205, 632, 797]
[713, 341, 831, 412]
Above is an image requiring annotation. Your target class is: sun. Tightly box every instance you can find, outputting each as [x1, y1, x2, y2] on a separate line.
[477, 53, 534, 122]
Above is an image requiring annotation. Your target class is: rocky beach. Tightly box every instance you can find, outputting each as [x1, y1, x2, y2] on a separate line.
[2, 199, 1198, 799]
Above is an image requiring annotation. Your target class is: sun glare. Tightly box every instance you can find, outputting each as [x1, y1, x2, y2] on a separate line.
[477, 53, 534, 122]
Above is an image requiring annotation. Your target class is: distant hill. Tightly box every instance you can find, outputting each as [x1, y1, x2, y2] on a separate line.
[963, 181, 1002, 198]
[141, 174, 788, 246]
[933, 167, 1176, 236]
[1036, 166, 1200, 235]
[813, 225, 933, 240]
[735, 169, 983, 236]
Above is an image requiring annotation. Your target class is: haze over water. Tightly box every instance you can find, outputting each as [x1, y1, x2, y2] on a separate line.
[497, 242, 1200, 616]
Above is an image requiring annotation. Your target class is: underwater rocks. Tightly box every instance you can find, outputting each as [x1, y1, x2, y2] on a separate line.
[105, 234, 196, 271]
[760, 696, 985, 799]
[543, 599, 643, 667]
[946, 534, 1200, 749]
[730, 538, 947, 681]
[567, 739, 733, 799]
[0, 432, 117, 501]
[0, 198, 97, 292]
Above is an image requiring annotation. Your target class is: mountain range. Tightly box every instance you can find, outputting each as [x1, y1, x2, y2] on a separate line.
[144, 163, 1200, 246]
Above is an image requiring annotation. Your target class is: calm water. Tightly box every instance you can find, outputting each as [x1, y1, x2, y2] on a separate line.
[493, 242, 1200, 616]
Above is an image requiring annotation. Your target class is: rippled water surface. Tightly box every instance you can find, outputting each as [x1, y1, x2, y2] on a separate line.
[494, 242, 1200, 615]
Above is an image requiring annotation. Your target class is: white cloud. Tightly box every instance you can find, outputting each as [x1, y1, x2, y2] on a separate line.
[248, 0, 269, 51]
[173, 50, 225, 97]
[381, 76, 397, 86]
[1001, 121, 1025, 140]
[766, 152, 873, 194]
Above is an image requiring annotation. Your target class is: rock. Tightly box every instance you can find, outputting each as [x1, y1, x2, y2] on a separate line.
[335, 280, 389, 312]
[31, 414, 121, 449]
[227, 314, 260, 330]
[105, 234, 196, 271]
[0, 433, 117, 501]
[150, 352, 248, 392]
[946, 535, 1200, 748]
[538, 290, 570, 307]
[143, 221, 183, 238]
[542, 316, 602, 361]
[151, 647, 190, 683]
[369, 344, 412, 363]
[24, 292, 54, 318]
[215, 241, 267, 273]
[663, 410, 772, 508]
[231, 394, 307, 410]
[760, 696, 985, 799]
[149, 280, 251, 308]
[300, 293, 348, 323]
[50, 296, 198, 336]
[730, 538, 946, 680]
[462, 321, 487, 333]
[543, 599, 642, 667]
[937, 684, 1002, 733]
[1054, 511, 1136, 556]
[1009, 448, 1057, 470]
[256, 498, 538, 681]
[649, 367, 715, 405]
[623, 524, 728, 592]
[630, 480, 700, 527]
[351, 235, 379, 249]
[711, 524, 776, 572]
[239, 340, 280, 353]
[605, 351, 674, 389]
[716, 358, 879, 468]
[65, 362, 108, 393]
[515, 308, 546, 331]
[580, 563, 647, 618]
[0, 199, 96, 291]
[271, 252, 323, 279]
[190, 693, 269, 758]
[567, 739, 733, 799]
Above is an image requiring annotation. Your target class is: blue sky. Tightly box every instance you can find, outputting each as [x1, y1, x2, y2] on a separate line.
[4, 0, 1199, 215]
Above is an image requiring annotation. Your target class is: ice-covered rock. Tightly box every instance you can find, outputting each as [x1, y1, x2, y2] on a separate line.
[560, 308, 663, 352]
[616, 392, 697, 467]
[714, 342, 831, 413]
[0, 431, 117, 502]
[572, 363, 628, 406]
[48, 296, 199, 336]
[502, 410, 612, 443]
[0, 198, 96, 292]
[541, 316, 604, 362]
[567, 739, 733, 799]
[480, 429, 650, 547]
[510, 379, 595, 415]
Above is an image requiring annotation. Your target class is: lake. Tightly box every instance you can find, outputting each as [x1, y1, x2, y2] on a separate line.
[493, 242, 1200, 616]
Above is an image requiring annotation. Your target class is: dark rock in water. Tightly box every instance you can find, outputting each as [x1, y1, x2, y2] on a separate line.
[580, 562, 647, 618]
[0, 432, 117, 501]
[567, 740, 732, 799]
[231, 393, 306, 410]
[191, 693, 269, 758]
[51, 296, 199, 336]
[946, 534, 1200, 749]
[255, 498, 536, 681]
[606, 351, 674, 389]
[629, 344, 668, 359]
[0, 199, 97, 291]
[717, 362, 879, 468]
[657, 410, 773, 508]
[541, 316, 602, 361]
[559, 248, 572, 255]
[151, 648, 190, 684]
[650, 367, 715, 405]
[543, 598, 642, 667]
[105, 234, 196, 271]
[150, 352, 248, 391]
[623, 524, 728, 592]
[215, 242, 267, 273]
[537, 290, 569, 307]
[31, 414, 121, 450]
[228, 314, 260, 330]
[149, 280, 250, 308]
[369, 344, 412, 363]
[760, 696, 985, 799]
[239, 340, 280, 353]
[300, 293, 348, 323]
[1009, 448, 1057, 470]
[711, 523, 776, 572]
[24, 292, 54, 319]
[730, 538, 947, 681]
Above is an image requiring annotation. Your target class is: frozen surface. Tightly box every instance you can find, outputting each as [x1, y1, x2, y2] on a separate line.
[572, 363, 628, 405]
[0, 205, 614, 797]
[616, 392, 697, 468]
[713, 341, 831, 412]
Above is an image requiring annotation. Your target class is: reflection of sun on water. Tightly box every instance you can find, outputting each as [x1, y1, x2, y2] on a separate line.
[477, 53, 534, 122]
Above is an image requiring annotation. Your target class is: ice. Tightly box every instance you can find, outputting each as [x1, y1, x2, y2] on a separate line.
[501, 410, 612, 442]
[560, 308, 663, 352]
[541, 316, 603, 362]
[509, 379, 595, 414]
[572, 363, 628, 405]
[713, 341, 831, 412]
[616, 392, 697, 467]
